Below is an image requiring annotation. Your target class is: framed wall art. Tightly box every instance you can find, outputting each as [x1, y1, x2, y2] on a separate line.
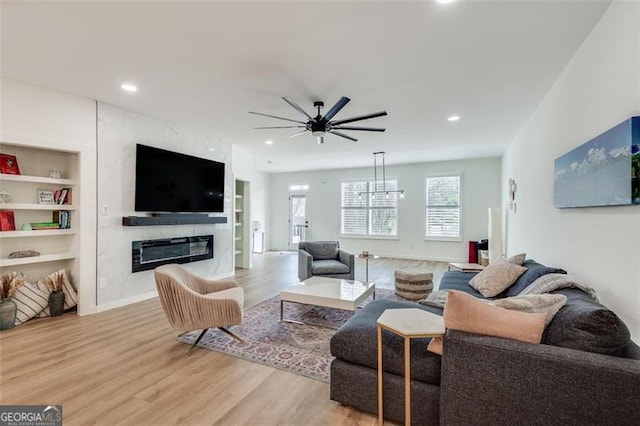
[554, 116, 640, 208]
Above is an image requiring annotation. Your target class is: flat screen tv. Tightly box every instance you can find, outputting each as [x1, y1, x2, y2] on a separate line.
[135, 144, 225, 213]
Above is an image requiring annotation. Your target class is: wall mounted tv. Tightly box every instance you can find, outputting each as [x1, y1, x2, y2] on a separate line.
[135, 144, 225, 213]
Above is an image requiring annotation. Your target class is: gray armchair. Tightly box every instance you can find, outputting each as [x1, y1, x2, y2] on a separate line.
[298, 241, 355, 281]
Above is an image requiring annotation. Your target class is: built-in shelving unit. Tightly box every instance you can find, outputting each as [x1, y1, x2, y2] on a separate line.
[0, 142, 79, 280]
[234, 179, 250, 269]
[0, 229, 76, 238]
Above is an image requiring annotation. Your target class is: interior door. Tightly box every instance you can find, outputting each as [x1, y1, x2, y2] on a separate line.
[289, 193, 308, 249]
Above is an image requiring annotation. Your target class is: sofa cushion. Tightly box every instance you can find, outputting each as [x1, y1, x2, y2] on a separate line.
[503, 259, 566, 297]
[543, 288, 631, 357]
[312, 259, 350, 275]
[303, 241, 339, 260]
[469, 262, 527, 297]
[506, 252, 526, 265]
[330, 299, 443, 385]
[490, 294, 567, 326]
[438, 271, 486, 299]
[428, 290, 547, 355]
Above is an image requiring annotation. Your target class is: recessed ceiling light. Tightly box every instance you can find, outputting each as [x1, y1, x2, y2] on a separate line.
[436, 0, 456, 4]
[208, 148, 216, 152]
[447, 115, 461, 122]
[120, 83, 138, 93]
[265, 140, 274, 145]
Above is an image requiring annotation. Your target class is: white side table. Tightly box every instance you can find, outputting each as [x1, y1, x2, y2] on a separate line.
[448, 262, 485, 272]
[377, 308, 445, 426]
[357, 253, 379, 283]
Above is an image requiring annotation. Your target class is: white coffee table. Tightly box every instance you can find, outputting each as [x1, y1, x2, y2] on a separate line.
[280, 276, 376, 323]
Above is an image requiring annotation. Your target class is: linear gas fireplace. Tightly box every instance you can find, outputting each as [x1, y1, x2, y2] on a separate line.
[132, 235, 213, 273]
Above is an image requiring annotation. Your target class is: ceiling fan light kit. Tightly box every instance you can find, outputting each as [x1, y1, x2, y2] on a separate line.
[250, 96, 387, 144]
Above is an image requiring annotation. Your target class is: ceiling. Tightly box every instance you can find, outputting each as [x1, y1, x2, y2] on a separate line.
[1, 1, 610, 173]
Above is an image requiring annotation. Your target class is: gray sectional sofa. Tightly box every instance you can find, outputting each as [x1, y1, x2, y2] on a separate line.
[329, 259, 640, 425]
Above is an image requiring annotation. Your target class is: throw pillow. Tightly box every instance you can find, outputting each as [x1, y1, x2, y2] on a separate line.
[468, 262, 527, 298]
[427, 290, 547, 355]
[490, 294, 567, 326]
[506, 252, 526, 265]
[503, 259, 566, 297]
[13, 281, 49, 324]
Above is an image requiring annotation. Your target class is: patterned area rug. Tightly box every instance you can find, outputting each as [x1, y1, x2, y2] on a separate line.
[179, 288, 403, 382]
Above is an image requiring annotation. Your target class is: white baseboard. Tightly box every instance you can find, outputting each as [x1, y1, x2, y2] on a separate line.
[95, 270, 236, 313]
[96, 290, 158, 313]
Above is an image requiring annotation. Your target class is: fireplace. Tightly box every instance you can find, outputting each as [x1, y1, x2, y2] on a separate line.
[132, 235, 214, 272]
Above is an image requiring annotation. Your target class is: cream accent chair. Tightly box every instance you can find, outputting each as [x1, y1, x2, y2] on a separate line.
[154, 264, 244, 353]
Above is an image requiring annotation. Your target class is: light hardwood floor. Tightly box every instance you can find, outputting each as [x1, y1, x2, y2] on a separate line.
[0, 252, 448, 425]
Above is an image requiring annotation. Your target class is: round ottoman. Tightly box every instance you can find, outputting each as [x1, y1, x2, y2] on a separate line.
[394, 269, 433, 300]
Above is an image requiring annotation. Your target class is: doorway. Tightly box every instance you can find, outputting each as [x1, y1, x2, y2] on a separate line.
[289, 193, 308, 249]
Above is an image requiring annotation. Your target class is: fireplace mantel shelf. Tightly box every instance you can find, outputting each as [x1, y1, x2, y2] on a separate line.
[122, 215, 228, 226]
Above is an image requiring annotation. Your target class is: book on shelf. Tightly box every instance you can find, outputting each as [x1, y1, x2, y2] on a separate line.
[30, 221, 61, 230]
[51, 210, 71, 229]
[54, 187, 72, 205]
[0, 210, 16, 231]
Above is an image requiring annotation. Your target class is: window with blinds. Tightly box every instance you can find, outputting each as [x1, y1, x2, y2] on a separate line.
[425, 175, 461, 240]
[341, 180, 398, 237]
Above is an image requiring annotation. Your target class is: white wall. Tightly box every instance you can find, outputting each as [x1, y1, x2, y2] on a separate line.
[1, 78, 97, 315]
[232, 144, 271, 254]
[502, 0, 640, 340]
[269, 157, 501, 261]
[96, 102, 233, 308]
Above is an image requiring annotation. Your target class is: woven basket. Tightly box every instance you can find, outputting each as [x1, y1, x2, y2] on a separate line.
[394, 269, 433, 300]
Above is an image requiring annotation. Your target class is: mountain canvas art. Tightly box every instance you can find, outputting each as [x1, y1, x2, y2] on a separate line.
[554, 117, 640, 208]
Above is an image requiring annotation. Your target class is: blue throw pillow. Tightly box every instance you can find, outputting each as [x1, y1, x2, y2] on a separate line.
[503, 259, 566, 297]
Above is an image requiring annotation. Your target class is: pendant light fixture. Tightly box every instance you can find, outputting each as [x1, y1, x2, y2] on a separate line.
[358, 151, 405, 199]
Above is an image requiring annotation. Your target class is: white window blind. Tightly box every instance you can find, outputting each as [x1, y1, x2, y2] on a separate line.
[425, 176, 461, 240]
[341, 180, 398, 237]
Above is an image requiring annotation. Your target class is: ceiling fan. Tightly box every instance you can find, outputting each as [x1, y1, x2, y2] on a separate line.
[250, 96, 387, 144]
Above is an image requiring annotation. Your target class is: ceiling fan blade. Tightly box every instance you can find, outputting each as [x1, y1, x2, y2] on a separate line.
[322, 96, 350, 122]
[329, 130, 358, 142]
[331, 126, 386, 132]
[282, 97, 313, 120]
[249, 111, 306, 124]
[287, 130, 309, 139]
[253, 125, 306, 129]
[330, 111, 387, 126]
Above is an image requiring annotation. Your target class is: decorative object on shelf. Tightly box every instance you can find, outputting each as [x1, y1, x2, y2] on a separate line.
[37, 189, 55, 204]
[41, 271, 66, 317]
[0, 272, 21, 330]
[508, 178, 517, 213]
[49, 168, 62, 179]
[0, 210, 16, 231]
[0, 297, 17, 329]
[554, 116, 640, 208]
[8, 250, 41, 259]
[358, 152, 405, 199]
[48, 290, 65, 317]
[0, 153, 20, 175]
[0, 191, 10, 203]
[20, 224, 32, 231]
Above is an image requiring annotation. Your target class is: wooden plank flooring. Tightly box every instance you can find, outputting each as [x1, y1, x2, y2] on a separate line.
[0, 252, 448, 425]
